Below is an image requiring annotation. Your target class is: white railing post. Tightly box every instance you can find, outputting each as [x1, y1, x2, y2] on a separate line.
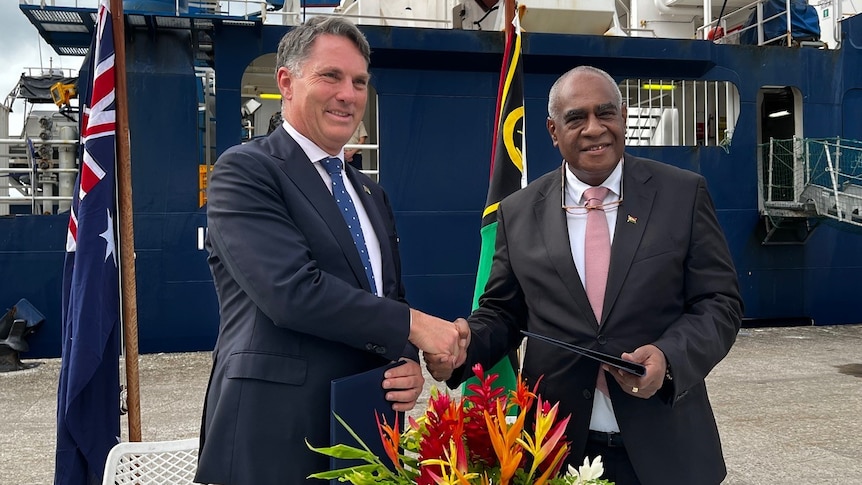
[792, 135, 804, 200]
[58, 125, 77, 213]
[825, 139, 842, 219]
[768, 137, 775, 202]
[757, 1, 765, 45]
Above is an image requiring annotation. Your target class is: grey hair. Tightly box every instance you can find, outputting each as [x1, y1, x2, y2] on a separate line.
[547, 66, 623, 119]
[275, 16, 371, 77]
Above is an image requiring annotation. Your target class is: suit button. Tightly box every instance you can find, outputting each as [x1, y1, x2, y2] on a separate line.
[582, 389, 592, 399]
[597, 335, 607, 345]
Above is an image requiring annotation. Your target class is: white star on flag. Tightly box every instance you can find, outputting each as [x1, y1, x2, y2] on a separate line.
[99, 208, 117, 266]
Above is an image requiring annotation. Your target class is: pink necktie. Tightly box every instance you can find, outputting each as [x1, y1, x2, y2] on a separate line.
[584, 186, 611, 396]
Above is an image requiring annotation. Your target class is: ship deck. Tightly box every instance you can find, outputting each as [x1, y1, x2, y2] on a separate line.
[3, 324, 861, 484]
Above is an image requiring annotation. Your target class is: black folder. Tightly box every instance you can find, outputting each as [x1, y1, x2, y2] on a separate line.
[330, 360, 404, 474]
[521, 330, 646, 377]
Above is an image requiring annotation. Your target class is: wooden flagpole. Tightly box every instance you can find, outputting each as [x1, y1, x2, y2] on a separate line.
[504, 0, 515, 38]
[110, 0, 142, 442]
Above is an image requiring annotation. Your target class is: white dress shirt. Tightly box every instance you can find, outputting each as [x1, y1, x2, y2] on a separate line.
[563, 159, 623, 433]
[281, 121, 383, 296]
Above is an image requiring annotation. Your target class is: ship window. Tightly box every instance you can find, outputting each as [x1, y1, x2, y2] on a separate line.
[619, 79, 740, 148]
[357, 87, 379, 183]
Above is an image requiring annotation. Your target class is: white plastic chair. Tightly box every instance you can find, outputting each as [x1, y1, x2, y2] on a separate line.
[101, 438, 200, 485]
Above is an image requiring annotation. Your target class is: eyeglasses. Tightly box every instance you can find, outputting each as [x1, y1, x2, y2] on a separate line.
[560, 161, 623, 215]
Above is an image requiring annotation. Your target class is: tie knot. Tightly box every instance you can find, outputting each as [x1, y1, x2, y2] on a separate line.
[584, 186, 610, 208]
[320, 157, 343, 175]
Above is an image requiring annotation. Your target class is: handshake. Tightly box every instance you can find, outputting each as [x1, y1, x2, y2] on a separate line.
[408, 309, 471, 381]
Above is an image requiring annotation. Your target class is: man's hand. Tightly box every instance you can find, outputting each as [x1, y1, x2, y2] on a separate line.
[603, 344, 667, 399]
[408, 310, 462, 366]
[382, 358, 425, 412]
[423, 318, 470, 381]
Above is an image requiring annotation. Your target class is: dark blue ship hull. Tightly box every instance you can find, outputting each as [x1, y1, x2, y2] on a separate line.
[6, 6, 862, 358]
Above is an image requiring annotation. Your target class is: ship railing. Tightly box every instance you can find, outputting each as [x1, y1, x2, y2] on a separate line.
[804, 138, 862, 226]
[621, 28, 658, 38]
[0, 137, 77, 216]
[19, 66, 77, 78]
[621, 79, 738, 148]
[761, 136, 862, 228]
[20, 1, 456, 29]
[697, 0, 815, 47]
[344, 142, 379, 179]
[216, 0, 455, 28]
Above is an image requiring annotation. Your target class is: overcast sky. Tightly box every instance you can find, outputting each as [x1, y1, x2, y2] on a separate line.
[1, 2, 81, 136]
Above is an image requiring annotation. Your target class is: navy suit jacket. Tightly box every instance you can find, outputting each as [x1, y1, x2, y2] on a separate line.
[196, 128, 414, 484]
[450, 155, 743, 485]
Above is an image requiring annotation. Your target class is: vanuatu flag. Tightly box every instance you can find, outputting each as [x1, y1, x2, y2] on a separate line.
[462, 11, 526, 402]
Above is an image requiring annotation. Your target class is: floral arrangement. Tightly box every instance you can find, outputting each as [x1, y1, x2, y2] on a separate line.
[308, 363, 612, 485]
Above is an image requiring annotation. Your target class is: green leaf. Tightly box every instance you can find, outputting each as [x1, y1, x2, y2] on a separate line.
[307, 463, 385, 479]
[398, 455, 419, 470]
[308, 442, 378, 461]
[333, 413, 376, 454]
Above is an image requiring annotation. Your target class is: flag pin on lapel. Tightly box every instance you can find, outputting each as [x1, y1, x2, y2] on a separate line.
[626, 215, 638, 224]
[363, 185, 371, 195]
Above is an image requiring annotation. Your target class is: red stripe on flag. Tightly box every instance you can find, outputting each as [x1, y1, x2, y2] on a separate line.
[68, 218, 77, 243]
[91, 65, 115, 108]
[84, 122, 115, 139]
[489, 31, 515, 177]
[80, 163, 102, 195]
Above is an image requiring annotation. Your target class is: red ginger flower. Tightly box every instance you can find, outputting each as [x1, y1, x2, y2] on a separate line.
[415, 388, 464, 485]
[462, 363, 506, 467]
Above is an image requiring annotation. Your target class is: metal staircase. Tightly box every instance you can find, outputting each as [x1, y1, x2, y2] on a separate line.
[759, 137, 862, 244]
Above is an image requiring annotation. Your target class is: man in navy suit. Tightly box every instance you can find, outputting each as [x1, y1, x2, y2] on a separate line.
[195, 17, 464, 484]
[428, 66, 743, 484]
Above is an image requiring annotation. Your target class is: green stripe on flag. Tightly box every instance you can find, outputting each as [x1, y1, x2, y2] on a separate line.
[462, 221, 519, 412]
[472, 221, 498, 309]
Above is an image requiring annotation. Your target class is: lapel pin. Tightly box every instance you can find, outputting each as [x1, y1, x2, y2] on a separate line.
[626, 215, 638, 224]
[363, 185, 371, 195]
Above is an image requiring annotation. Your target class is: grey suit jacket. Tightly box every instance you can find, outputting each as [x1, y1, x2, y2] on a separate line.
[195, 128, 414, 484]
[451, 154, 743, 485]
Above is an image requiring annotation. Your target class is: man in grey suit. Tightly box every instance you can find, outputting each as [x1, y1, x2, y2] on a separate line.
[428, 66, 743, 484]
[195, 17, 464, 484]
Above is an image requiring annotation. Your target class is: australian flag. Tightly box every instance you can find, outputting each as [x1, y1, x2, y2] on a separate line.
[55, 1, 121, 483]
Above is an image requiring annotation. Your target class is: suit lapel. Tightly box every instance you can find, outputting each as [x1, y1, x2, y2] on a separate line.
[535, 168, 597, 326]
[268, 130, 372, 293]
[602, 155, 655, 327]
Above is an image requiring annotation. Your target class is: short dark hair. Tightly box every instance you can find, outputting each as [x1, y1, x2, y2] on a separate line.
[275, 16, 371, 77]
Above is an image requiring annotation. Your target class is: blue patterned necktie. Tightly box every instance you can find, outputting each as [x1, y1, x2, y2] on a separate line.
[320, 157, 377, 295]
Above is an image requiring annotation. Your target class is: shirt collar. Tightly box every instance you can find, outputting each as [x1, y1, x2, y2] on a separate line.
[280, 120, 345, 165]
[564, 157, 624, 205]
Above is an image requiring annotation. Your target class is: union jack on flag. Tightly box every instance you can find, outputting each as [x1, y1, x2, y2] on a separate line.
[55, 0, 122, 483]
